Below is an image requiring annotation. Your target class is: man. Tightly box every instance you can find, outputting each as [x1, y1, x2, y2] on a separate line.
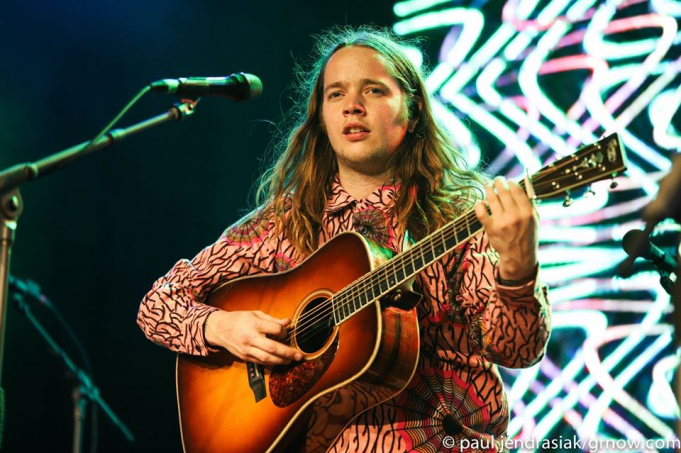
[138, 26, 550, 452]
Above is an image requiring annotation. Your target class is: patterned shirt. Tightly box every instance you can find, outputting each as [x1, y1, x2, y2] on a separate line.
[137, 177, 551, 452]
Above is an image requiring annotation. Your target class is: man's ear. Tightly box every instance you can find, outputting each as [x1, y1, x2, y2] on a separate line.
[408, 96, 422, 133]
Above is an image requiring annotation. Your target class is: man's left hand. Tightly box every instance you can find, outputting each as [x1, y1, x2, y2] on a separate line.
[474, 176, 538, 281]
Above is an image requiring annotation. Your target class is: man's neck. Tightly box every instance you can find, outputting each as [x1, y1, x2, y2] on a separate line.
[337, 167, 392, 201]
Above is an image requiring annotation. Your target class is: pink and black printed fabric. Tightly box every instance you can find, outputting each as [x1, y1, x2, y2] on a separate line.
[137, 177, 551, 452]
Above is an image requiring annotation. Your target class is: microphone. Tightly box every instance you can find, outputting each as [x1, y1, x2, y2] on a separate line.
[149, 72, 263, 101]
[621, 229, 677, 281]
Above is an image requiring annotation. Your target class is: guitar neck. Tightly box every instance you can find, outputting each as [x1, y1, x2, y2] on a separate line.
[332, 210, 482, 325]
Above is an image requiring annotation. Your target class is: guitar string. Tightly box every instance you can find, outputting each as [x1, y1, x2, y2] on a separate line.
[285, 159, 618, 345]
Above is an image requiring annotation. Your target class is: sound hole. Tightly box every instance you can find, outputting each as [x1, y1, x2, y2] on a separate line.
[295, 296, 334, 354]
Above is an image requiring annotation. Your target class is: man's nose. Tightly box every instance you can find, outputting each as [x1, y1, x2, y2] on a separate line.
[343, 96, 365, 116]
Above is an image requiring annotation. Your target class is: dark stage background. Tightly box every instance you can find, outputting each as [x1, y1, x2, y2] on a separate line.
[0, 1, 401, 451]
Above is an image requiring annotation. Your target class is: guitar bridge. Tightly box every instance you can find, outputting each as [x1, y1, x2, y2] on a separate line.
[247, 361, 266, 403]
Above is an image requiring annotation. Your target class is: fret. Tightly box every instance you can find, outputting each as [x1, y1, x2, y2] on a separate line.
[363, 283, 374, 307]
[358, 290, 366, 310]
[394, 260, 406, 283]
[405, 252, 416, 276]
[382, 264, 394, 290]
[414, 249, 425, 270]
[377, 278, 388, 294]
[443, 228, 460, 250]
[464, 215, 472, 237]
[468, 217, 483, 235]
[365, 279, 377, 302]
[332, 298, 340, 325]
[351, 291, 359, 313]
[343, 297, 350, 319]
[386, 265, 397, 288]
[422, 247, 435, 268]
[433, 231, 446, 257]
[448, 224, 458, 245]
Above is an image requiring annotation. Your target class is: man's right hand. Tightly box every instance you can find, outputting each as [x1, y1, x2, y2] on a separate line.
[204, 310, 303, 365]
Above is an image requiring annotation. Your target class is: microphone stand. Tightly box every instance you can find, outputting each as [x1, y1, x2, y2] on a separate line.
[10, 291, 134, 452]
[0, 99, 198, 448]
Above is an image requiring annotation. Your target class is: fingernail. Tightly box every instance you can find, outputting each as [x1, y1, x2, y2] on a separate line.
[496, 176, 509, 190]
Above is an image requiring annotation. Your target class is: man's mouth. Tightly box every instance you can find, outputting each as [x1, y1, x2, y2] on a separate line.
[343, 124, 371, 134]
[344, 126, 369, 134]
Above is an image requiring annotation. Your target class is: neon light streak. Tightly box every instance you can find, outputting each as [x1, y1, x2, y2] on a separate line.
[652, 0, 681, 17]
[431, 102, 481, 166]
[651, 83, 681, 149]
[543, 195, 652, 227]
[531, 290, 670, 440]
[581, 327, 674, 438]
[526, 356, 648, 441]
[476, 59, 572, 158]
[393, 0, 450, 18]
[447, 93, 542, 170]
[648, 354, 681, 419]
[507, 309, 608, 437]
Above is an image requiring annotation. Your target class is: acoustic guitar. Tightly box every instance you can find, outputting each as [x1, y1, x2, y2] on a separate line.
[176, 133, 627, 452]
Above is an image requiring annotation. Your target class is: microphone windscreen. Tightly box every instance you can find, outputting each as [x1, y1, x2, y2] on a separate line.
[622, 229, 650, 258]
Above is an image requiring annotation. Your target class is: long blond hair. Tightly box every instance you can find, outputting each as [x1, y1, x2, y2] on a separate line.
[256, 25, 486, 256]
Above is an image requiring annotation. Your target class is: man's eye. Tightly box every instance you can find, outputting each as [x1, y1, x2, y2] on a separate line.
[328, 92, 342, 99]
[368, 88, 384, 95]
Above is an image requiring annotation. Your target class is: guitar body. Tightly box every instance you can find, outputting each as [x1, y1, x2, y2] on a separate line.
[176, 232, 421, 453]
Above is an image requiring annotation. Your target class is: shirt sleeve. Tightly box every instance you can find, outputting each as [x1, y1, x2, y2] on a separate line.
[136, 207, 281, 356]
[454, 232, 551, 369]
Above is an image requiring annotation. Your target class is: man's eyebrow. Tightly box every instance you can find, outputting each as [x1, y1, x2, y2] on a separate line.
[324, 79, 391, 93]
[324, 81, 344, 93]
[361, 78, 389, 88]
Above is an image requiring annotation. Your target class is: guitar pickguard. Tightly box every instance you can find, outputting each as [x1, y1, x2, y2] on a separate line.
[269, 337, 339, 407]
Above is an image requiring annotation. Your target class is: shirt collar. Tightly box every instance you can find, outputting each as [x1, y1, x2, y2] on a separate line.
[325, 174, 399, 213]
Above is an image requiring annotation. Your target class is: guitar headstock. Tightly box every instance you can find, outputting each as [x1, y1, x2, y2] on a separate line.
[530, 133, 628, 201]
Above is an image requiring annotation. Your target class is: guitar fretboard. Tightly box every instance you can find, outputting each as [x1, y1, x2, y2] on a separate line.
[331, 210, 484, 325]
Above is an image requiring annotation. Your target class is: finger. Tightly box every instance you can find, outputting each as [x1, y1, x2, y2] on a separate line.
[251, 336, 302, 363]
[508, 181, 533, 212]
[254, 318, 289, 340]
[523, 169, 536, 199]
[244, 348, 287, 366]
[253, 311, 291, 338]
[493, 177, 520, 213]
[474, 201, 491, 227]
[253, 310, 289, 324]
[484, 181, 504, 216]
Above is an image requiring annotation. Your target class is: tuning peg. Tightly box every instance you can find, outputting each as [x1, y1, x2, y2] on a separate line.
[610, 172, 619, 189]
[563, 191, 573, 207]
[584, 185, 595, 198]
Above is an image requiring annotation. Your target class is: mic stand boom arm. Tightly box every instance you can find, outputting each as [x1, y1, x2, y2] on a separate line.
[0, 99, 197, 448]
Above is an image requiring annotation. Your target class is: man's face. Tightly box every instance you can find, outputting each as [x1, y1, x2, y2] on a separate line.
[321, 46, 410, 178]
